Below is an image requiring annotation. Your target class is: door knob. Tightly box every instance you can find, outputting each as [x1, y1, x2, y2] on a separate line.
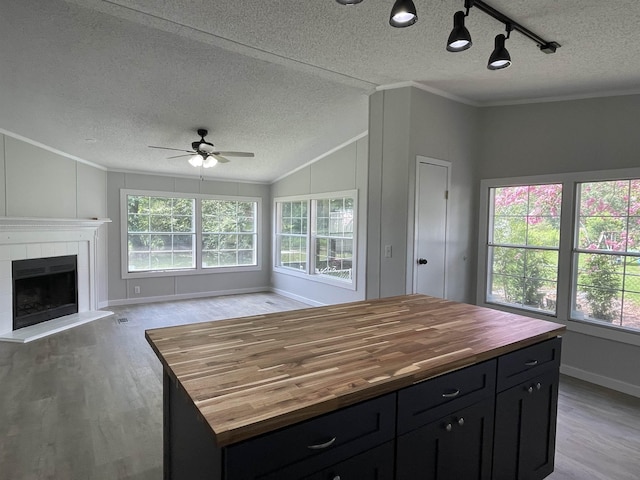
[417, 258, 428, 265]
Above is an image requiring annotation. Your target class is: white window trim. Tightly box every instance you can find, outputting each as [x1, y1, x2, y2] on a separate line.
[477, 167, 640, 348]
[273, 190, 357, 291]
[120, 189, 262, 279]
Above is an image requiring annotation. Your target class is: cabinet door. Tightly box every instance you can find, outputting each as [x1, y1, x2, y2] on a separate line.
[396, 398, 494, 480]
[302, 442, 394, 480]
[493, 368, 559, 480]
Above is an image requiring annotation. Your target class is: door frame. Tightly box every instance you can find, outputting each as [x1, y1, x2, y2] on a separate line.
[412, 156, 451, 298]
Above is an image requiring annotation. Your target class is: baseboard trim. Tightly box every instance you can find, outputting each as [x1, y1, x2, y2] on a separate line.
[269, 288, 325, 307]
[106, 287, 271, 307]
[561, 364, 640, 398]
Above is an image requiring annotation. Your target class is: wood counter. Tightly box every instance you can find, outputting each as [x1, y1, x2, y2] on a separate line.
[145, 294, 565, 448]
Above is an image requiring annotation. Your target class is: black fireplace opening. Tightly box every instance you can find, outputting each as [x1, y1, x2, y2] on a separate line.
[12, 255, 79, 330]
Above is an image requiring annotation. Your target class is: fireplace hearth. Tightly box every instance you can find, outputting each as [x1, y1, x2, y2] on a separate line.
[12, 255, 79, 330]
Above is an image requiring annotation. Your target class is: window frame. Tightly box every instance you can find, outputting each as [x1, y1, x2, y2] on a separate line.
[478, 168, 640, 348]
[273, 190, 357, 290]
[485, 183, 563, 315]
[120, 189, 261, 279]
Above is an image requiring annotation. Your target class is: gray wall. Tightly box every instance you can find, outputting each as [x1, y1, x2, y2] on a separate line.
[0, 133, 108, 305]
[270, 137, 368, 305]
[366, 87, 479, 303]
[106, 172, 272, 304]
[478, 94, 640, 396]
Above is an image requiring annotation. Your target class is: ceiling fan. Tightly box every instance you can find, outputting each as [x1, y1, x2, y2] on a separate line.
[149, 129, 254, 168]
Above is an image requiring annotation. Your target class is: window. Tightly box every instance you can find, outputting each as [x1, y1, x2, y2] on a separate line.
[573, 180, 640, 330]
[486, 184, 562, 314]
[480, 172, 640, 339]
[202, 200, 257, 268]
[127, 195, 196, 272]
[314, 197, 354, 281]
[276, 200, 308, 271]
[122, 190, 259, 277]
[274, 191, 357, 288]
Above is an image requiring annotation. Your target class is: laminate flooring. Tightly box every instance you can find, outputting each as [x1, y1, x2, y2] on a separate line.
[0, 293, 638, 479]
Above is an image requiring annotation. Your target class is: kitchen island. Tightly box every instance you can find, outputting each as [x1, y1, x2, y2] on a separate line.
[146, 294, 566, 480]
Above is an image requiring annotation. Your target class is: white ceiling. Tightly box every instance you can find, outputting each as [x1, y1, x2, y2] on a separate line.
[1, 0, 639, 182]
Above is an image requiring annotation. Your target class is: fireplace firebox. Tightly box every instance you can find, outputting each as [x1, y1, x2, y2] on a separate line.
[12, 255, 79, 330]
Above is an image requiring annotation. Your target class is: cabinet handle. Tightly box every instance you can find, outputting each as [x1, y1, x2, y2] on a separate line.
[525, 360, 539, 366]
[332, 476, 341, 480]
[457, 417, 465, 427]
[307, 437, 336, 450]
[445, 423, 453, 432]
[536, 382, 542, 390]
[442, 389, 460, 398]
[527, 386, 534, 394]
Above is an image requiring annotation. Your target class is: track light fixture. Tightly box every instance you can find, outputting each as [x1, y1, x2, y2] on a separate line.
[487, 25, 512, 70]
[336, 0, 560, 70]
[447, 10, 472, 52]
[389, 0, 417, 28]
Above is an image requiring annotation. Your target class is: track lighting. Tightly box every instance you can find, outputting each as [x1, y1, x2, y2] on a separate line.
[337, 0, 559, 71]
[487, 31, 511, 70]
[389, 0, 417, 28]
[447, 11, 472, 52]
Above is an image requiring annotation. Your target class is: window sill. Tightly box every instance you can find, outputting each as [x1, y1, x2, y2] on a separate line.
[478, 301, 640, 348]
[122, 264, 261, 280]
[273, 266, 356, 291]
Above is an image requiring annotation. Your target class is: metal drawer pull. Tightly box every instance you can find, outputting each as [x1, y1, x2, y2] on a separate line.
[333, 476, 341, 480]
[457, 417, 465, 426]
[525, 360, 539, 366]
[442, 389, 460, 398]
[445, 423, 453, 432]
[307, 437, 337, 450]
[536, 382, 542, 390]
[527, 386, 534, 394]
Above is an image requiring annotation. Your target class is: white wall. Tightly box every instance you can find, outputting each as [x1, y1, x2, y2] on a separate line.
[0, 133, 108, 306]
[366, 87, 479, 303]
[270, 137, 368, 305]
[478, 94, 640, 396]
[106, 172, 272, 304]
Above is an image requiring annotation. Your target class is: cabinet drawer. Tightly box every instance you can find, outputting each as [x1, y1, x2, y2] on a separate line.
[225, 393, 396, 479]
[497, 337, 562, 392]
[397, 360, 496, 434]
[275, 441, 394, 480]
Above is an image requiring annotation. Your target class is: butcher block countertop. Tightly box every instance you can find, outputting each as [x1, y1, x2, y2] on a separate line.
[145, 294, 565, 447]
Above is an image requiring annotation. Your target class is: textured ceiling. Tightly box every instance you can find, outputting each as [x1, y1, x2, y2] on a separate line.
[1, 0, 639, 182]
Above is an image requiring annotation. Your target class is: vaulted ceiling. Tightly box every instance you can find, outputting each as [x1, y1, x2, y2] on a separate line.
[1, 1, 639, 182]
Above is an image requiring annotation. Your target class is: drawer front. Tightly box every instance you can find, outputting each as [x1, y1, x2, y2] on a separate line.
[497, 337, 562, 392]
[225, 393, 396, 479]
[397, 360, 496, 434]
[269, 441, 395, 480]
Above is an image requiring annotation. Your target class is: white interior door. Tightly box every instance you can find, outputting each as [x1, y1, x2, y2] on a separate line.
[414, 159, 449, 298]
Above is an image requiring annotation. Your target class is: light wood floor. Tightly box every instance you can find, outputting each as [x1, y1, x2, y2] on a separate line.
[0, 293, 638, 479]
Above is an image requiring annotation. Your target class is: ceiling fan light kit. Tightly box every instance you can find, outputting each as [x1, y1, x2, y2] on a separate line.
[149, 128, 254, 169]
[337, 0, 560, 70]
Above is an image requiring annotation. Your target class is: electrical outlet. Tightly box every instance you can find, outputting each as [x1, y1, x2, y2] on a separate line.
[134, 286, 141, 294]
[384, 245, 392, 258]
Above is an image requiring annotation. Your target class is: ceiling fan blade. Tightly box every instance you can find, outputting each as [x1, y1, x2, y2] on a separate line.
[211, 153, 230, 164]
[149, 145, 194, 153]
[213, 151, 254, 158]
[167, 154, 193, 159]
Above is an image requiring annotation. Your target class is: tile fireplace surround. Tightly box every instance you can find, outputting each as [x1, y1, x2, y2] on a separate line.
[0, 217, 112, 343]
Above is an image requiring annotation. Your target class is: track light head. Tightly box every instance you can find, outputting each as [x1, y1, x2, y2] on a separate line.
[488, 33, 511, 70]
[447, 11, 472, 52]
[389, 0, 417, 28]
[336, 0, 363, 4]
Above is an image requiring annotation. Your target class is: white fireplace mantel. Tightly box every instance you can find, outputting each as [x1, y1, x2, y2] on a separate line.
[0, 216, 112, 343]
